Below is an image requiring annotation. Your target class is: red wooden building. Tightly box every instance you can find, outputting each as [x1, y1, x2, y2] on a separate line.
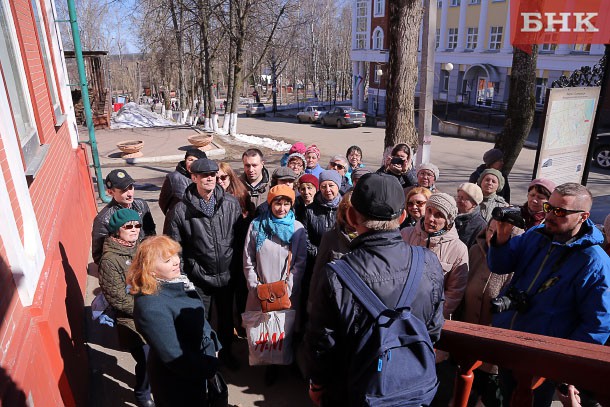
[0, 0, 96, 404]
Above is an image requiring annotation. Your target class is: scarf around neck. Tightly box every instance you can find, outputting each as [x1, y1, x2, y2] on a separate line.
[110, 235, 136, 248]
[252, 208, 295, 252]
[156, 274, 196, 292]
[315, 191, 341, 208]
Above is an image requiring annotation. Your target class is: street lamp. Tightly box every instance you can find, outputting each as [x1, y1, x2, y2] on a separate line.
[443, 62, 454, 121]
[375, 66, 383, 118]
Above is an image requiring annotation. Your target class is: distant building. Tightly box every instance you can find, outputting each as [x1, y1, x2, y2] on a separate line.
[351, 0, 605, 118]
[0, 0, 96, 404]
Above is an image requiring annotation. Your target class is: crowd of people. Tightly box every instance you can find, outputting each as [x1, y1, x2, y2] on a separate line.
[91, 142, 610, 407]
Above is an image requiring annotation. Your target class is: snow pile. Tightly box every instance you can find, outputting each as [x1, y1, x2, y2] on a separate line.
[111, 102, 177, 129]
[214, 129, 290, 151]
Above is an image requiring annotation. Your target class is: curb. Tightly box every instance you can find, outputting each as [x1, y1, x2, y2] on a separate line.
[99, 144, 226, 168]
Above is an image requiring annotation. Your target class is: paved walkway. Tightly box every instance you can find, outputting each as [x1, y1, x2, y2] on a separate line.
[86, 114, 610, 406]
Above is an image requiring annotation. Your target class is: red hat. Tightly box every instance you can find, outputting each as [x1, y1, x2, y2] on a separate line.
[305, 144, 321, 158]
[289, 142, 307, 155]
[298, 174, 319, 190]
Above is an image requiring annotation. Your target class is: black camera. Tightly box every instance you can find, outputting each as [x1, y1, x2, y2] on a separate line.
[491, 206, 526, 229]
[390, 157, 406, 165]
[491, 286, 530, 314]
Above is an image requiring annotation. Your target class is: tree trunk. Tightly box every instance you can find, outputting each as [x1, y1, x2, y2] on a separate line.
[169, 0, 186, 110]
[385, 0, 424, 149]
[496, 45, 539, 175]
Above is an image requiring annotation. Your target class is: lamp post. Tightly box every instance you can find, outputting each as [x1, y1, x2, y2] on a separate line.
[375, 66, 383, 118]
[444, 62, 454, 121]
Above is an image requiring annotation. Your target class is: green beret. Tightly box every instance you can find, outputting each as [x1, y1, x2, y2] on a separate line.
[108, 209, 141, 234]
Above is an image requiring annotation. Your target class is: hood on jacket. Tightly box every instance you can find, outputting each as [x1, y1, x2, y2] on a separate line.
[176, 160, 189, 177]
[182, 183, 227, 216]
[241, 167, 270, 193]
[533, 218, 604, 248]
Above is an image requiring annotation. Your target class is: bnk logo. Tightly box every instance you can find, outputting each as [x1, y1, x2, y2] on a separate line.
[511, 0, 610, 48]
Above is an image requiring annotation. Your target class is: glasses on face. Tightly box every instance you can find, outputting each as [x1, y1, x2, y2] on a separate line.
[216, 174, 229, 182]
[418, 171, 435, 179]
[542, 202, 585, 218]
[330, 162, 345, 170]
[289, 161, 304, 168]
[122, 223, 142, 230]
[407, 200, 426, 208]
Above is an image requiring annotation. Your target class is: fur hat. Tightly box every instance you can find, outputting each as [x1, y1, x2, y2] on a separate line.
[426, 193, 458, 225]
[319, 170, 342, 188]
[483, 148, 504, 166]
[458, 183, 484, 205]
[267, 185, 295, 205]
[417, 163, 439, 180]
[477, 168, 505, 193]
[298, 174, 319, 190]
[108, 209, 141, 234]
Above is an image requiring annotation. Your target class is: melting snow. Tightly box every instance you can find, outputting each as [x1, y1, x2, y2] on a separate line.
[111, 102, 177, 129]
[214, 128, 290, 151]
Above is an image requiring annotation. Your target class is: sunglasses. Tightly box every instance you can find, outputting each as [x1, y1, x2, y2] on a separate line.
[407, 200, 427, 207]
[122, 223, 142, 230]
[542, 202, 585, 217]
[216, 174, 229, 181]
[330, 162, 345, 170]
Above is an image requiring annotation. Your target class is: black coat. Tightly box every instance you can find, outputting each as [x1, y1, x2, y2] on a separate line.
[159, 161, 192, 232]
[167, 183, 242, 289]
[91, 198, 156, 264]
[454, 206, 487, 249]
[303, 193, 338, 258]
[376, 165, 418, 189]
[134, 282, 220, 407]
[304, 230, 445, 403]
[469, 163, 511, 203]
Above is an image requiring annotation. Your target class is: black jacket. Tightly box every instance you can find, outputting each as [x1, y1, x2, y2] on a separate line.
[91, 198, 156, 264]
[304, 230, 445, 402]
[376, 166, 417, 189]
[167, 183, 241, 289]
[159, 161, 192, 215]
[303, 193, 338, 258]
[455, 206, 487, 249]
[134, 282, 220, 406]
[469, 163, 511, 203]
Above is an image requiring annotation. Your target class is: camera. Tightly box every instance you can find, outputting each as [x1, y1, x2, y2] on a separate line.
[491, 286, 530, 314]
[491, 206, 526, 229]
[390, 157, 406, 165]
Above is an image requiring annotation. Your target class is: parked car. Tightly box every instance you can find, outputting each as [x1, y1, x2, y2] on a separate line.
[320, 106, 366, 128]
[296, 106, 327, 123]
[246, 103, 266, 117]
[593, 132, 610, 169]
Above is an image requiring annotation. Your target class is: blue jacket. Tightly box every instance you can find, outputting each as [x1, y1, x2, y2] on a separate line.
[488, 220, 610, 345]
[305, 164, 323, 178]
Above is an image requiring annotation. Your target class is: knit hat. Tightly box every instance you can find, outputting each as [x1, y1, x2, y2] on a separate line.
[267, 185, 295, 205]
[528, 178, 556, 196]
[105, 169, 135, 190]
[305, 144, 321, 158]
[190, 158, 219, 174]
[289, 142, 307, 155]
[458, 182, 484, 205]
[298, 174, 319, 190]
[272, 167, 297, 181]
[288, 152, 306, 167]
[352, 167, 372, 181]
[483, 148, 504, 166]
[185, 148, 207, 160]
[427, 193, 458, 225]
[108, 209, 141, 234]
[352, 173, 405, 221]
[319, 169, 342, 188]
[418, 163, 439, 180]
[477, 168, 505, 193]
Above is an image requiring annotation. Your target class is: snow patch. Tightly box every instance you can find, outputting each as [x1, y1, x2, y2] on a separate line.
[111, 102, 178, 129]
[215, 129, 290, 151]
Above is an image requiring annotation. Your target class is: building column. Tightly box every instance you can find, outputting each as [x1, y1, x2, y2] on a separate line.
[357, 61, 366, 110]
[439, 0, 448, 50]
[501, 0, 513, 53]
[475, 0, 489, 52]
[454, 0, 468, 52]
[352, 61, 359, 109]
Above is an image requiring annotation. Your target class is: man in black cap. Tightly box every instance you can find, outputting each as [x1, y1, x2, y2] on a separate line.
[167, 158, 242, 369]
[91, 169, 156, 264]
[304, 173, 444, 405]
[159, 148, 206, 233]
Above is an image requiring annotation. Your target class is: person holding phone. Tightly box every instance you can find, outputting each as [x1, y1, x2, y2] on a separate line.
[376, 143, 417, 188]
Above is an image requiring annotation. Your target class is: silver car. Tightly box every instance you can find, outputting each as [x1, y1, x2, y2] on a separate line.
[246, 103, 266, 117]
[296, 105, 328, 123]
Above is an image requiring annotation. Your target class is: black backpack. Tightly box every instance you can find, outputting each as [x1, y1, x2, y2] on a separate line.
[328, 246, 438, 407]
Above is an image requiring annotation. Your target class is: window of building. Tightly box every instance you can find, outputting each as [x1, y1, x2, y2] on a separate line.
[448, 28, 458, 49]
[469, 0, 480, 3]
[355, 1, 368, 50]
[466, 27, 478, 49]
[373, 27, 384, 50]
[0, 1, 40, 162]
[540, 43, 557, 52]
[450, 0, 460, 6]
[435, 29, 440, 49]
[573, 44, 591, 53]
[535, 78, 548, 105]
[31, 0, 62, 121]
[374, 0, 385, 16]
[441, 70, 450, 92]
[489, 26, 503, 50]
[437, 0, 442, 7]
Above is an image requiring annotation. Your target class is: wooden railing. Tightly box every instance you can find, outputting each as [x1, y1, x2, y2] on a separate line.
[436, 320, 610, 406]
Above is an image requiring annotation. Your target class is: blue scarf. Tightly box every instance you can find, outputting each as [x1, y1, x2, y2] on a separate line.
[315, 191, 341, 208]
[252, 209, 295, 252]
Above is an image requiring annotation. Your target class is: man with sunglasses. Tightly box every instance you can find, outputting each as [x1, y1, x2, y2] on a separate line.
[91, 169, 156, 264]
[167, 158, 242, 370]
[327, 155, 350, 194]
[489, 182, 610, 406]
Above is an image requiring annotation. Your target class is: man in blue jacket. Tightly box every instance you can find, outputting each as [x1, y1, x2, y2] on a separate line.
[489, 182, 610, 405]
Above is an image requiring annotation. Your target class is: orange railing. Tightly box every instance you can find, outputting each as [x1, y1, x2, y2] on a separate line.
[436, 320, 610, 406]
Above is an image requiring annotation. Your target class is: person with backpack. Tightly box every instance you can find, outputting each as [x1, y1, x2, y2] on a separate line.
[304, 172, 445, 407]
